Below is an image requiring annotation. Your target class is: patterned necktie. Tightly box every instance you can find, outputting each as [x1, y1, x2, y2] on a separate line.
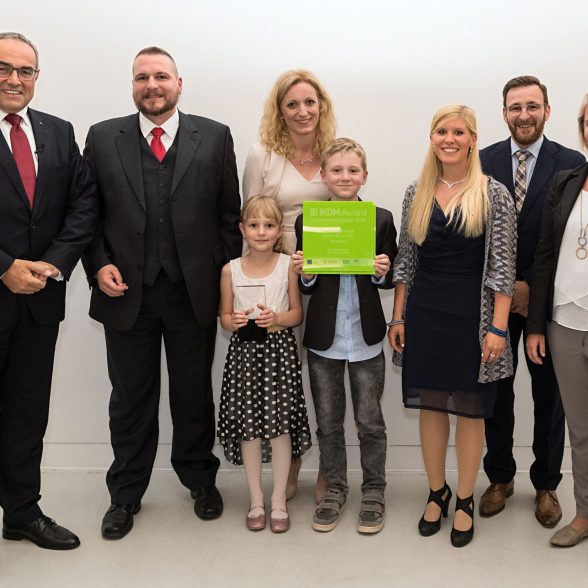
[5, 113, 36, 206]
[150, 127, 166, 162]
[514, 150, 531, 214]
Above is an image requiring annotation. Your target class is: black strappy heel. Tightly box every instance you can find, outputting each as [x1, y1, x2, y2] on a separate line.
[451, 494, 475, 547]
[418, 482, 452, 537]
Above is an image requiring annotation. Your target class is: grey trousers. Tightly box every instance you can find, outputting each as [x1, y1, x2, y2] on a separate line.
[548, 321, 588, 519]
[307, 351, 387, 495]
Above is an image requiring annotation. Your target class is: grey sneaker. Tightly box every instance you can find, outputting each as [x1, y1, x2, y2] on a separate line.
[357, 491, 385, 534]
[312, 490, 346, 532]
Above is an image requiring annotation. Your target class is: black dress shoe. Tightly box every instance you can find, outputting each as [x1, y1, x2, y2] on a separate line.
[101, 503, 141, 540]
[3, 515, 80, 550]
[192, 485, 223, 520]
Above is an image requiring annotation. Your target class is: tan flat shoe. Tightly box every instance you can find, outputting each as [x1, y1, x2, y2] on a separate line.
[550, 524, 588, 547]
[270, 508, 290, 533]
[245, 506, 266, 531]
[286, 458, 302, 501]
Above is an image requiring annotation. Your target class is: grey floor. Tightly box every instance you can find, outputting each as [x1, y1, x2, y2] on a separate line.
[1, 470, 586, 588]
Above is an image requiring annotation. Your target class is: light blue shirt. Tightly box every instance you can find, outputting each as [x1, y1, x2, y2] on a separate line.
[510, 135, 544, 190]
[302, 274, 384, 362]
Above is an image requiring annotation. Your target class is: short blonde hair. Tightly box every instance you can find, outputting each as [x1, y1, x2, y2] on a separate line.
[408, 105, 488, 245]
[577, 94, 588, 151]
[259, 69, 336, 158]
[321, 137, 367, 171]
[241, 195, 284, 253]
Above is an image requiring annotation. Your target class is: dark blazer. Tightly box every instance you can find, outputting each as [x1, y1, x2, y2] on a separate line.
[0, 108, 97, 325]
[83, 111, 242, 331]
[480, 137, 584, 282]
[527, 162, 588, 334]
[295, 205, 397, 351]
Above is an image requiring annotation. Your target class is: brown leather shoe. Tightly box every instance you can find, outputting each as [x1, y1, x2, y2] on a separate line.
[535, 490, 562, 528]
[479, 480, 514, 517]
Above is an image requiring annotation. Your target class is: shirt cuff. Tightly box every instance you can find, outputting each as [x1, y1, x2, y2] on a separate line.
[301, 275, 318, 287]
[372, 275, 385, 285]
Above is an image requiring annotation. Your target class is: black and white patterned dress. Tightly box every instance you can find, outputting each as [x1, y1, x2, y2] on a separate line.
[218, 254, 312, 465]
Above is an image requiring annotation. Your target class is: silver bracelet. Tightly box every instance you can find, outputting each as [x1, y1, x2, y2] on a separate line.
[387, 319, 405, 326]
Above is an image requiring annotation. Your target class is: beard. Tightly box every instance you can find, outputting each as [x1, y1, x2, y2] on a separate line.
[134, 92, 179, 118]
[508, 115, 546, 146]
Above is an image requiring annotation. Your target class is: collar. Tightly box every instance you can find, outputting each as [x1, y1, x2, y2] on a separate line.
[328, 196, 362, 202]
[0, 107, 32, 129]
[510, 135, 544, 160]
[138, 109, 180, 140]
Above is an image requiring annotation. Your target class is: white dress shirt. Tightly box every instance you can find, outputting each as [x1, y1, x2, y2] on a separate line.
[0, 107, 38, 173]
[138, 109, 180, 151]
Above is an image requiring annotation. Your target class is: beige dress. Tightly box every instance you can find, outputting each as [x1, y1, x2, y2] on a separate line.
[242, 142, 328, 254]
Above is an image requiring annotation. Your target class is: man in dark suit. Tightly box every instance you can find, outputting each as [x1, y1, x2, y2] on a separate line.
[479, 76, 585, 527]
[0, 32, 97, 550]
[83, 47, 241, 539]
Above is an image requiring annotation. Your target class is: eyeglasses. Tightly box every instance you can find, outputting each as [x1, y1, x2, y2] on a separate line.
[0, 61, 39, 81]
[506, 103, 545, 115]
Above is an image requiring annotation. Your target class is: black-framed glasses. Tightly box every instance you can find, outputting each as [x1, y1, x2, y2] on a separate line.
[0, 61, 39, 81]
[506, 103, 545, 115]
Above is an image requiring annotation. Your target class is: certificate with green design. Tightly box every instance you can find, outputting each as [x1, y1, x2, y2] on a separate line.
[302, 201, 376, 274]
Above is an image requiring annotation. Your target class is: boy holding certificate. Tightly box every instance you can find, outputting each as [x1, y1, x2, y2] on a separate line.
[292, 138, 398, 533]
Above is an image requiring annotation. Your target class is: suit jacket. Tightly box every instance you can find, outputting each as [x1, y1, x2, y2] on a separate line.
[527, 162, 588, 334]
[480, 137, 584, 282]
[0, 108, 97, 325]
[83, 111, 242, 331]
[294, 206, 397, 350]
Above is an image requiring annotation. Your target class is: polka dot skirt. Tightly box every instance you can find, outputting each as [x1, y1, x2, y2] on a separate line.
[218, 328, 312, 465]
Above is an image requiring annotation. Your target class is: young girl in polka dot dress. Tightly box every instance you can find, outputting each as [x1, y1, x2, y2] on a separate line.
[218, 195, 311, 533]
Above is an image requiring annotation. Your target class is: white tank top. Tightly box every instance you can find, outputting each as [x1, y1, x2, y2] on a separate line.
[230, 253, 290, 317]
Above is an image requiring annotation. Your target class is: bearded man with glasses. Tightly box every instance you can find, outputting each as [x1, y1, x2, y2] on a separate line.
[479, 75, 585, 528]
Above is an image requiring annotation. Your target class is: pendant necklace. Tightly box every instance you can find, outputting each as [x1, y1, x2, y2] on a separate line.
[577, 191, 588, 260]
[439, 177, 465, 189]
[296, 155, 314, 166]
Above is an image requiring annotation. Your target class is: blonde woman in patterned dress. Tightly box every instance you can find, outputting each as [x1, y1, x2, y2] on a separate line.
[388, 105, 516, 547]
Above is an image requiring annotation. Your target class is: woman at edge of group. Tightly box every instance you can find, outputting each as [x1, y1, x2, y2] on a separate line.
[526, 94, 588, 548]
[242, 70, 337, 501]
[388, 105, 517, 547]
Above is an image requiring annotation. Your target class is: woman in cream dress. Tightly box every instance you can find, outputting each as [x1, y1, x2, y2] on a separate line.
[242, 69, 337, 499]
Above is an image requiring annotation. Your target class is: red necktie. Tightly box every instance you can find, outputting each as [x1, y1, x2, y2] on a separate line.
[150, 127, 166, 162]
[5, 113, 36, 206]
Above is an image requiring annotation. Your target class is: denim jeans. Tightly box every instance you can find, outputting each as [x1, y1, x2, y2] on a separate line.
[307, 350, 387, 495]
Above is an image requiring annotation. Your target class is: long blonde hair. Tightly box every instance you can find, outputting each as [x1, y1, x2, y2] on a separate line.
[259, 69, 336, 158]
[408, 105, 488, 245]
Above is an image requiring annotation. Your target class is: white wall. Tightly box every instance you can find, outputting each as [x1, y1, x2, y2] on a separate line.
[7, 0, 584, 472]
